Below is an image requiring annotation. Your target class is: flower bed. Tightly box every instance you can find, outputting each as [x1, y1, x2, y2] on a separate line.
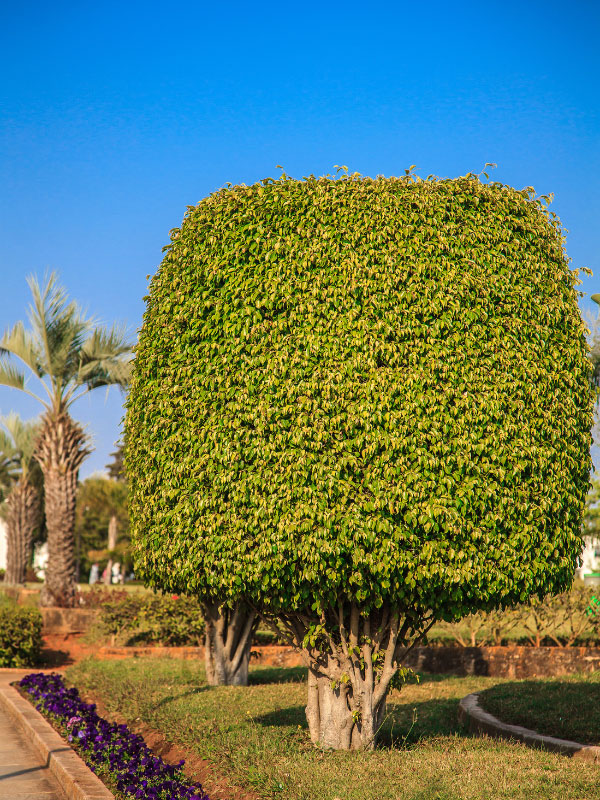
[17, 673, 209, 800]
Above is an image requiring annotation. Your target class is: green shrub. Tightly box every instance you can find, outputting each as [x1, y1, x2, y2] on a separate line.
[99, 594, 205, 646]
[0, 605, 42, 667]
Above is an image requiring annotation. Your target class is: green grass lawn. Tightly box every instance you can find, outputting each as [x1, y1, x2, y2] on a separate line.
[65, 657, 600, 800]
[478, 672, 600, 746]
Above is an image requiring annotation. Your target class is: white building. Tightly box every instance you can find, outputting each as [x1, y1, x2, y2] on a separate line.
[0, 519, 47, 578]
[576, 536, 600, 583]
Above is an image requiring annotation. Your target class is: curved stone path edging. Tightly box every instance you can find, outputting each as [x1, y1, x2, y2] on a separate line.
[458, 692, 600, 763]
[0, 672, 114, 799]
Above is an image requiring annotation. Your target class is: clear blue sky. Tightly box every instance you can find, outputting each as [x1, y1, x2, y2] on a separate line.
[1, 0, 599, 478]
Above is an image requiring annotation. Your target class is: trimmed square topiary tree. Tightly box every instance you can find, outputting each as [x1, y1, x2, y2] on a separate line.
[125, 167, 596, 748]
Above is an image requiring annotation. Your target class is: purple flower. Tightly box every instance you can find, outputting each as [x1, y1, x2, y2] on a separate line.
[17, 673, 211, 800]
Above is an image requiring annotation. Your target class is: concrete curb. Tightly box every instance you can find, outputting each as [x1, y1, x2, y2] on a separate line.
[0, 677, 114, 799]
[458, 692, 600, 763]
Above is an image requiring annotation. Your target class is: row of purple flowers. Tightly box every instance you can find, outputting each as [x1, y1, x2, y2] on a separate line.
[18, 673, 210, 800]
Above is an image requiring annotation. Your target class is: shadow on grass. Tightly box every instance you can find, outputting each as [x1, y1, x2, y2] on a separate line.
[247, 666, 449, 687]
[253, 695, 463, 750]
[477, 679, 600, 745]
[152, 686, 210, 709]
[248, 666, 307, 685]
[403, 784, 462, 800]
[412, 671, 458, 685]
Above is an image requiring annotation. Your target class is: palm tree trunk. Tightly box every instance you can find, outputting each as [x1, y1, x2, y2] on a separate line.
[4, 480, 40, 584]
[35, 411, 90, 607]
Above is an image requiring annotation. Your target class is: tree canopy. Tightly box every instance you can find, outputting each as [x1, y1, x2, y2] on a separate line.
[126, 170, 595, 624]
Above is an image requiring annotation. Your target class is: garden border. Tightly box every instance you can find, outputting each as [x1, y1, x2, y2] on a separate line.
[458, 692, 600, 763]
[0, 673, 114, 800]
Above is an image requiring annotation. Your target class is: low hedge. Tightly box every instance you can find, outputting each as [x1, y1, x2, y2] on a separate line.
[97, 594, 280, 647]
[99, 594, 206, 646]
[0, 604, 43, 667]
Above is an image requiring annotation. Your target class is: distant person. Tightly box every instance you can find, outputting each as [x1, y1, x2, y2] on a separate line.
[111, 562, 121, 584]
[89, 563, 99, 585]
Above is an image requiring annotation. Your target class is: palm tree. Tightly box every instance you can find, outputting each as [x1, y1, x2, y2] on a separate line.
[0, 272, 132, 606]
[0, 414, 42, 585]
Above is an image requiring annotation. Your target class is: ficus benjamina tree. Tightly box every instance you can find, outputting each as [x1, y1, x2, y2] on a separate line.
[125, 165, 596, 749]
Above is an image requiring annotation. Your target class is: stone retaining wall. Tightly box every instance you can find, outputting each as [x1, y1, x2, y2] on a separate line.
[87, 644, 305, 668]
[401, 645, 600, 678]
[41, 608, 99, 634]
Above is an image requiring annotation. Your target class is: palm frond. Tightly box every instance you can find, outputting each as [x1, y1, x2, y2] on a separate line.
[0, 428, 19, 492]
[47, 312, 91, 383]
[26, 271, 93, 386]
[76, 323, 134, 391]
[0, 429, 17, 460]
[27, 271, 72, 337]
[0, 321, 42, 376]
[0, 460, 16, 496]
[0, 412, 40, 462]
[0, 358, 26, 391]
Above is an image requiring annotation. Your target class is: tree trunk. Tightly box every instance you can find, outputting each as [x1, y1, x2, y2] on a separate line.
[104, 514, 118, 585]
[203, 602, 257, 686]
[4, 479, 40, 585]
[35, 411, 90, 607]
[305, 659, 387, 750]
[267, 603, 437, 750]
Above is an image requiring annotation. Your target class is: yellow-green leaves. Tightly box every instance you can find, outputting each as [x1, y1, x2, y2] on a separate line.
[125, 171, 595, 622]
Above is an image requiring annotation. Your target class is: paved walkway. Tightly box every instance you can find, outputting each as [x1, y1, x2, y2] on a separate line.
[0, 671, 65, 799]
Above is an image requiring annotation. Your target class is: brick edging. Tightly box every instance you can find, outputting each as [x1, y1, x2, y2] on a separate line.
[458, 692, 600, 763]
[0, 681, 114, 799]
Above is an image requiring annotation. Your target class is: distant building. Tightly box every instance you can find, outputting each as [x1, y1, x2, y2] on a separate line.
[0, 517, 47, 579]
[577, 536, 600, 583]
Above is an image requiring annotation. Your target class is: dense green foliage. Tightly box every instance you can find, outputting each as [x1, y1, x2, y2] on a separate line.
[126, 169, 595, 622]
[583, 472, 600, 539]
[0, 599, 42, 666]
[98, 593, 205, 646]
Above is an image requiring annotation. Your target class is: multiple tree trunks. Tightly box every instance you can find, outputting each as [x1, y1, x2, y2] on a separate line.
[34, 411, 90, 607]
[266, 602, 435, 750]
[203, 602, 257, 686]
[3, 479, 40, 584]
[305, 662, 387, 750]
